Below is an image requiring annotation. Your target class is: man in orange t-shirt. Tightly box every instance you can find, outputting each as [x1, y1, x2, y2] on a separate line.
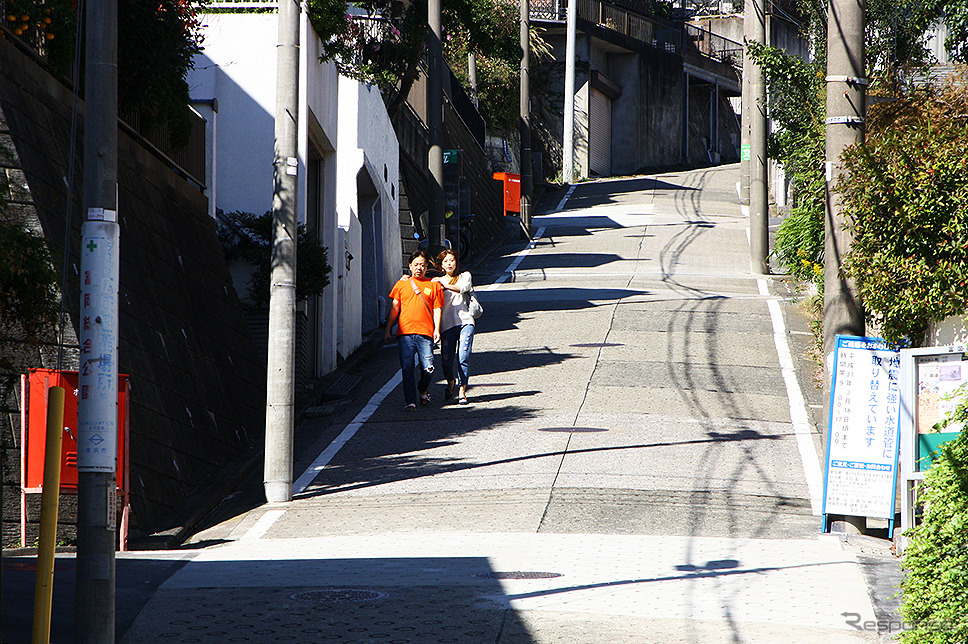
[385, 250, 443, 410]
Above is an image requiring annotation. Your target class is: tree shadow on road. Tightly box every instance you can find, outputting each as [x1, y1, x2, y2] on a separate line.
[296, 419, 788, 499]
[474, 287, 650, 334]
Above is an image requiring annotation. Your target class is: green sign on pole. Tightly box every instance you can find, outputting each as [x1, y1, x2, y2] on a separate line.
[741, 143, 751, 162]
[443, 149, 458, 164]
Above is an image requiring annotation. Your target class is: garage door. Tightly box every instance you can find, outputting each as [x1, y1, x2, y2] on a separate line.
[589, 88, 612, 176]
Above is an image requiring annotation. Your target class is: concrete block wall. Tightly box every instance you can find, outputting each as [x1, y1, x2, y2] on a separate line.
[0, 34, 265, 540]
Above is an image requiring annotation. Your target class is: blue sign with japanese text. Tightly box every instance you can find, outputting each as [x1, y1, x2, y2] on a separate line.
[822, 335, 901, 519]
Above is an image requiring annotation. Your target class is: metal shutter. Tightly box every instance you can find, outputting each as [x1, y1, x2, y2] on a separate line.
[589, 88, 612, 176]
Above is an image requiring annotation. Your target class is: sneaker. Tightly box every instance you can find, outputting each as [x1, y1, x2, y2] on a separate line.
[404, 403, 416, 411]
[458, 395, 469, 405]
[420, 391, 431, 406]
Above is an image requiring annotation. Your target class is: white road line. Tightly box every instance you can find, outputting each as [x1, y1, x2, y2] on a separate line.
[292, 371, 402, 495]
[292, 226, 549, 494]
[481, 227, 546, 291]
[241, 508, 286, 540]
[759, 278, 824, 514]
[555, 185, 576, 212]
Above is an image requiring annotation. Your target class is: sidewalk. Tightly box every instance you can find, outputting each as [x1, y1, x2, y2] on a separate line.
[6, 165, 904, 643]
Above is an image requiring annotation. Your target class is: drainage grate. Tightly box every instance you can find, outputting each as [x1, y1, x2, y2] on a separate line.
[319, 374, 363, 401]
[537, 427, 608, 433]
[289, 589, 388, 603]
[471, 571, 563, 580]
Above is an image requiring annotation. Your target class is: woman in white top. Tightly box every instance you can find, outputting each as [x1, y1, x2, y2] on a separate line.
[433, 249, 475, 404]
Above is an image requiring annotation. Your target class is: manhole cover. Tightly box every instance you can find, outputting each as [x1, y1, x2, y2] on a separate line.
[289, 589, 388, 603]
[537, 427, 608, 433]
[570, 342, 624, 348]
[471, 571, 563, 580]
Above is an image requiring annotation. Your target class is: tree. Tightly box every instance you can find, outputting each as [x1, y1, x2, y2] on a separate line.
[216, 211, 332, 309]
[839, 78, 968, 344]
[747, 41, 826, 287]
[117, 0, 204, 147]
[4, 0, 204, 148]
[0, 201, 59, 381]
[308, 0, 521, 121]
[754, 1, 968, 285]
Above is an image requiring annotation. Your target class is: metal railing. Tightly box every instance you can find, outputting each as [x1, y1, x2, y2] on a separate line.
[530, 0, 742, 67]
[119, 108, 208, 190]
[531, 0, 681, 55]
[684, 23, 743, 68]
[0, 0, 59, 61]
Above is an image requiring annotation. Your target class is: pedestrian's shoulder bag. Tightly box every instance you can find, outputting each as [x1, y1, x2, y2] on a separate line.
[408, 278, 433, 314]
[466, 288, 484, 319]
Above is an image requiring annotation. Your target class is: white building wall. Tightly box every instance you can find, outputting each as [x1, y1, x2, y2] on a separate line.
[189, 11, 400, 377]
[335, 77, 401, 360]
[189, 14, 283, 215]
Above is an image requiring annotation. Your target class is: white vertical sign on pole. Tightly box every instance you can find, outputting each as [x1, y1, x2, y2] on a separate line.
[78, 217, 120, 472]
[822, 335, 901, 527]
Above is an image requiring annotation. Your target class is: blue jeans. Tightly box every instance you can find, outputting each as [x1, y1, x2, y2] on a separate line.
[397, 334, 435, 405]
[440, 324, 474, 388]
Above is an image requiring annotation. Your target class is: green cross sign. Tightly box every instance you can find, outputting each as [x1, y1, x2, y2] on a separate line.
[86, 240, 97, 252]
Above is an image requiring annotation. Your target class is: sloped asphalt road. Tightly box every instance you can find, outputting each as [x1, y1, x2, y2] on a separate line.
[3, 165, 904, 643]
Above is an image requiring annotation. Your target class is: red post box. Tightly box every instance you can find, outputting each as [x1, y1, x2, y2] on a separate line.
[21, 369, 131, 550]
[493, 172, 521, 214]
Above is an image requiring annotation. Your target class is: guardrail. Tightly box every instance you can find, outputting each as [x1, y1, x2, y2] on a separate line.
[531, 0, 681, 54]
[685, 23, 743, 68]
[529, 0, 742, 67]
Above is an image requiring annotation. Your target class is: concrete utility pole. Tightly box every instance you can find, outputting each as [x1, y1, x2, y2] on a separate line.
[468, 52, 479, 108]
[562, 0, 577, 184]
[76, 0, 119, 639]
[739, 9, 752, 207]
[747, 0, 769, 274]
[519, 0, 532, 237]
[264, 0, 301, 504]
[823, 0, 866, 358]
[427, 0, 446, 249]
[824, 0, 867, 535]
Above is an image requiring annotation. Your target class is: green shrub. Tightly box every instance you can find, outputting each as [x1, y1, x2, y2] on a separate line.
[746, 41, 827, 286]
[900, 411, 968, 644]
[840, 80, 968, 344]
[216, 210, 332, 309]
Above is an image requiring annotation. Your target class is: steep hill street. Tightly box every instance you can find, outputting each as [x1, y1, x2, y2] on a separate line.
[4, 164, 903, 643]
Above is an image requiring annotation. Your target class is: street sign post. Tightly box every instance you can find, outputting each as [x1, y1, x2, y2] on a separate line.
[821, 335, 901, 533]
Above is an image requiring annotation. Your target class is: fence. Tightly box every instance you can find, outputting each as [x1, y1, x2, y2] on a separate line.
[531, 0, 681, 54]
[529, 0, 742, 67]
[0, 0, 58, 63]
[685, 22, 743, 68]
